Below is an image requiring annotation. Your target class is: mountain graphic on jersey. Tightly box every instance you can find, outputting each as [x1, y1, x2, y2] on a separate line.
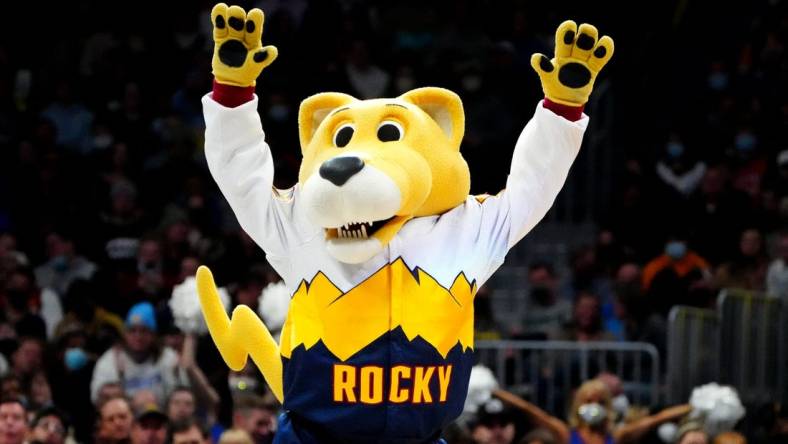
[279, 257, 477, 361]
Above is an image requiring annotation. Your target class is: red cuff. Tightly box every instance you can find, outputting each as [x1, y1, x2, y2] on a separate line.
[212, 79, 255, 108]
[542, 98, 584, 122]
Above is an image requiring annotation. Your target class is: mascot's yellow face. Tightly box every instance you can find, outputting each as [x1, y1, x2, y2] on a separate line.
[298, 87, 470, 264]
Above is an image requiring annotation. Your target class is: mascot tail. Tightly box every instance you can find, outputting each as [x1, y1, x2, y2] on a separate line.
[196, 266, 284, 402]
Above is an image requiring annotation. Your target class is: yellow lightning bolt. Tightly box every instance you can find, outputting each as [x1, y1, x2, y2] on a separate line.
[196, 266, 284, 402]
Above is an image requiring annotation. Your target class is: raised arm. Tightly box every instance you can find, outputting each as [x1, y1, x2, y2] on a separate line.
[203, 3, 304, 257]
[499, 21, 614, 249]
[614, 404, 692, 444]
[493, 388, 571, 444]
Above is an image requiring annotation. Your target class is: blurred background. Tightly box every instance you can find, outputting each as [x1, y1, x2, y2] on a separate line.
[0, 0, 786, 443]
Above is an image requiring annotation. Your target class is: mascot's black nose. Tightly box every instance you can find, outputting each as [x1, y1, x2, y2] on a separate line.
[319, 156, 365, 186]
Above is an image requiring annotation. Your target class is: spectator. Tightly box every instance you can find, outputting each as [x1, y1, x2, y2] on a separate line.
[518, 428, 556, 444]
[656, 133, 707, 198]
[168, 418, 209, 444]
[95, 383, 126, 409]
[642, 233, 713, 315]
[98, 180, 146, 271]
[676, 420, 709, 444]
[493, 379, 691, 444]
[10, 337, 43, 386]
[713, 431, 747, 444]
[218, 429, 253, 444]
[469, 402, 517, 444]
[0, 398, 27, 444]
[34, 231, 96, 297]
[130, 405, 168, 444]
[40, 79, 94, 153]
[166, 387, 196, 422]
[3, 270, 49, 340]
[716, 228, 770, 291]
[518, 262, 571, 339]
[90, 302, 189, 404]
[95, 396, 133, 444]
[29, 406, 69, 444]
[556, 291, 616, 342]
[232, 394, 278, 444]
[766, 231, 788, 301]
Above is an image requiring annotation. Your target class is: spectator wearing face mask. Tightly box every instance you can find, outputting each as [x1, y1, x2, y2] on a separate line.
[517, 262, 571, 340]
[34, 230, 96, 297]
[492, 379, 690, 444]
[728, 127, 767, 200]
[656, 133, 707, 198]
[642, 234, 713, 316]
[49, 318, 95, 443]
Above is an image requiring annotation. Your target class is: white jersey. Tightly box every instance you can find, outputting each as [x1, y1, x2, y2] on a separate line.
[202, 93, 588, 293]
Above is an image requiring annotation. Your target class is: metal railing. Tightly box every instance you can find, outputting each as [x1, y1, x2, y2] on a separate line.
[717, 289, 785, 404]
[474, 340, 660, 416]
[666, 306, 720, 404]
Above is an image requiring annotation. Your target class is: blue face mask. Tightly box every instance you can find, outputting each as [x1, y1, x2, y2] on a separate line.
[666, 142, 685, 159]
[665, 241, 687, 260]
[708, 72, 728, 91]
[735, 132, 757, 153]
[52, 255, 69, 272]
[64, 347, 88, 371]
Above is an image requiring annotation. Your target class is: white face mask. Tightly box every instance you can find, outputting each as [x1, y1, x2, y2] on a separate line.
[611, 394, 630, 415]
[578, 403, 607, 426]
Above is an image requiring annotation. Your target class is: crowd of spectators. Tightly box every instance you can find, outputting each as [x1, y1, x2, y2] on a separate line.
[0, 0, 786, 443]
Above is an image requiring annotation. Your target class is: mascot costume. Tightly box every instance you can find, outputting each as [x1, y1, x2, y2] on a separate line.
[196, 3, 613, 443]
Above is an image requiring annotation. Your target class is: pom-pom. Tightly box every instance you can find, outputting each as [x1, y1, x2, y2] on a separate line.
[657, 422, 678, 443]
[464, 365, 499, 414]
[258, 280, 291, 332]
[689, 383, 746, 436]
[169, 276, 230, 334]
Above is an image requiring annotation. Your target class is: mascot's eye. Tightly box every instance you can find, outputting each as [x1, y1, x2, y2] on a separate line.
[333, 124, 355, 148]
[377, 121, 404, 142]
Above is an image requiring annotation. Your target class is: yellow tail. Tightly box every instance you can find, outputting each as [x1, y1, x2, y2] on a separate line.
[196, 266, 284, 402]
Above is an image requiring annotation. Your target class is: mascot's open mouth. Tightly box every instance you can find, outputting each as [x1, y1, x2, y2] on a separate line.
[325, 216, 396, 239]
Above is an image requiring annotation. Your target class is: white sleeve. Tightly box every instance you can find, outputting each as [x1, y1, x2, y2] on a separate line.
[202, 93, 306, 258]
[473, 102, 588, 262]
[90, 351, 119, 403]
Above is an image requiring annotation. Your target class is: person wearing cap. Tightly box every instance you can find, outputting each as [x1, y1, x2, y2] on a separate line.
[29, 406, 69, 444]
[90, 302, 189, 406]
[130, 404, 168, 444]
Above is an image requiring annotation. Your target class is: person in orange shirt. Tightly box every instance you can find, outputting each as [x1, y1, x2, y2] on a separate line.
[642, 234, 714, 315]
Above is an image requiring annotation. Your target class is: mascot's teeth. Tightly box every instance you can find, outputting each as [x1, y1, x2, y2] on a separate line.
[335, 221, 378, 239]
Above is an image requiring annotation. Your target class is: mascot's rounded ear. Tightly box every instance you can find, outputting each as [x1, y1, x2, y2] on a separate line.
[298, 92, 357, 153]
[399, 87, 465, 148]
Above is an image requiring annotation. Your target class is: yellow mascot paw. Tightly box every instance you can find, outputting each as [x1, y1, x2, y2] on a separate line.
[530, 20, 614, 106]
[211, 3, 278, 87]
